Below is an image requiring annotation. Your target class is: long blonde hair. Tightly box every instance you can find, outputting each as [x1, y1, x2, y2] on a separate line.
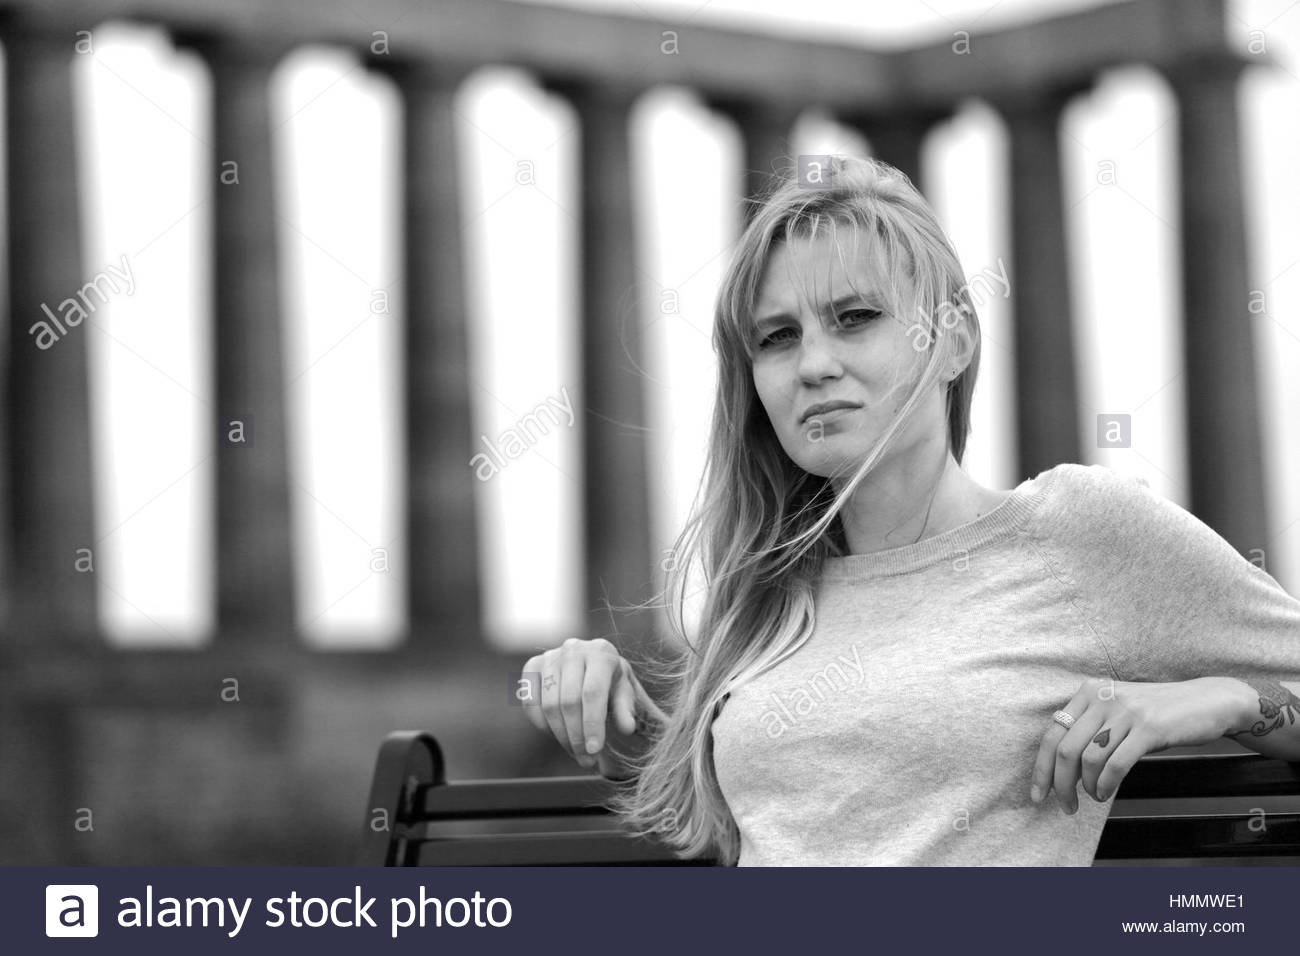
[609, 155, 983, 865]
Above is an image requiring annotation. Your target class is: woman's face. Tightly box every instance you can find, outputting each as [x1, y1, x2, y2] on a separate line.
[750, 230, 945, 479]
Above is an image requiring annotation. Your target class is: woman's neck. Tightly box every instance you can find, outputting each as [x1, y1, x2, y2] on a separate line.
[836, 450, 1006, 556]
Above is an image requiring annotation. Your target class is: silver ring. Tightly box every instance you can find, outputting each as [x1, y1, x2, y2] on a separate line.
[1051, 709, 1076, 730]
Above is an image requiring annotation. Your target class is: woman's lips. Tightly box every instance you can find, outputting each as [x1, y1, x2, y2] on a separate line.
[803, 406, 858, 423]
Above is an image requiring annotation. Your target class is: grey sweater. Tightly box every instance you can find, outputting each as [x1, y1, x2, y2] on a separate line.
[710, 463, 1300, 865]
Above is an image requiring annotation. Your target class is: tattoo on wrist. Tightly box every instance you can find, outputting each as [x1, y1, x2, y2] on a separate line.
[1225, 678, 1300, 738]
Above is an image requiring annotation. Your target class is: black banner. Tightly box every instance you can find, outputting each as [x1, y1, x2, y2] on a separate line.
[9, 866, 1287, 953]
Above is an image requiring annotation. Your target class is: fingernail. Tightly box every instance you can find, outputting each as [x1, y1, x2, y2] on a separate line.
[585, 737, 600, 754]
[1029, 784, 1041, 803]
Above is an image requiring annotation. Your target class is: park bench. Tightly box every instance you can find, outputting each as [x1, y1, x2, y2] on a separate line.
[359, 730, 1300, 866]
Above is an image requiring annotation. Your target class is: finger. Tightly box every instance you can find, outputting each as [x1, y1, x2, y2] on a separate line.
[538, 651, 574, 758]
[519, 656, 548, 732]
[1031, 683, 1095, 802]
[1095, 729, 1150, 802]
[557, 651, 592, 764]
[1030, 722, 1068, 803]
[1052, 707, 1107, 814]
[580, 652, 620, 754]
[609, 659, 638, 737]
[1079, 717, 1131, 801]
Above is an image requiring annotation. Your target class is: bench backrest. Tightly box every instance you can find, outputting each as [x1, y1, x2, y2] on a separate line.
[360, 731, 1300, 866]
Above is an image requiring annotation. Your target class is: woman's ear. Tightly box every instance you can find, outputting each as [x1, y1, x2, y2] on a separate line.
[947, 302, 978, 380]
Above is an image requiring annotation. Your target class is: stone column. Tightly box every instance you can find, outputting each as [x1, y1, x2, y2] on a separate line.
[540, 77, 657, 646]
[370, 57, 483, 654]
[842, 110, 947, 195]
[1165, 55, 1268, 557]
[1, 14, 97, 641]
[175, 32, 295, 638]
[705, 97, 803, 227]
[996, 88, 1084, 478]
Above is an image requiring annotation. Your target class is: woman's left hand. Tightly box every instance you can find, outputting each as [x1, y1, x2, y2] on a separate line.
[1030, 676, 1243, 812]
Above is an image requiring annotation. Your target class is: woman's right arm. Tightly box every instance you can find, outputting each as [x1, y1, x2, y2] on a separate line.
[521, 637, 667, 778]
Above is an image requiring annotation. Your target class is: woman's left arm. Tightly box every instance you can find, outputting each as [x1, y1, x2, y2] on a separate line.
[1213, 675, 1300, 761]
[1029, 469, 1300, 810]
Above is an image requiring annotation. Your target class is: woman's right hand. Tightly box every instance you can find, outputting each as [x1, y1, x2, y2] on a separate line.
[521, 637, 665, 774]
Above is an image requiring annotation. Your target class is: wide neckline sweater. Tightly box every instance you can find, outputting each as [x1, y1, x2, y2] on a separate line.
[710, 462, 1300, 865]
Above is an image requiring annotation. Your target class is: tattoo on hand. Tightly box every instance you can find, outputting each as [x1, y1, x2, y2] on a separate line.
[1226, 678, 1300, 738]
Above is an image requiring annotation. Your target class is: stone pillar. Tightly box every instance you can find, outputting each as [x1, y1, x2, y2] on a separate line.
[705, 97, 803, 227]
[370, 57, 483, 654]
[1165, 55, 1268, 556]
[996, 89, 1084, 478]
[175, 32, 295, 638]
[843, 111, 946, 195]
[0, 14, 97, 640]
[540, 78, 657, 646]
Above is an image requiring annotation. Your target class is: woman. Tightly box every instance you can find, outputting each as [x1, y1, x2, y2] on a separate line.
[521, 154, 1300, 865]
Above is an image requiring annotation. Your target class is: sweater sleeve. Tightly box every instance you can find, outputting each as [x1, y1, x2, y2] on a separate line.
[1035, 463, 1300, 685]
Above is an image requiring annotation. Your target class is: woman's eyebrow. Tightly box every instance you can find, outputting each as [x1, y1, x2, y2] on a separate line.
[754, 292, 880, 329]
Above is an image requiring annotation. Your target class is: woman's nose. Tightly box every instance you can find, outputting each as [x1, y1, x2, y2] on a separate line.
[796, 329, 842, 382]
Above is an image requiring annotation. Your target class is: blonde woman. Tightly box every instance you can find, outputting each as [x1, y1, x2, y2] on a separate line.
[522, 155, 1300, 866]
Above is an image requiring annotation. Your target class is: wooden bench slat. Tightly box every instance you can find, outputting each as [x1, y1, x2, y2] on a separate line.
[361, 731, 1300, 866]
[414, 830, 707, 866]
[418, 775, 616, 817]
[1096, 812, 1300, 858]
[1112, 753, 1300, 800]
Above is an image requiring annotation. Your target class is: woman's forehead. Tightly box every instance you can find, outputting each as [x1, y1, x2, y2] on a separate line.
[755, 231, 896, 314]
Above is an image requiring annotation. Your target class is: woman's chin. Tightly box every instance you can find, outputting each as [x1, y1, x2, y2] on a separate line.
[790, 445, 870, 479]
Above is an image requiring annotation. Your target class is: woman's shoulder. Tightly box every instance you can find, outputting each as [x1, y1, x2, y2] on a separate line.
[1031, 462, 1246, 574]
[1033, 463, 1295, 646]
[1042, 461, 1149, 492]
[1027, 462, 1164, 544]
[1035, 461, 1152, 509]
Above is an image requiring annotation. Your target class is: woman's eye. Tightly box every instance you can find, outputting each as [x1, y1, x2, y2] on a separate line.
[837, 308, 883, 327]
[756, 328, 797, 349]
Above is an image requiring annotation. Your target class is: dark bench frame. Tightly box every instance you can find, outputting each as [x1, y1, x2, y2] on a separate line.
[359, 730, 1300, 866]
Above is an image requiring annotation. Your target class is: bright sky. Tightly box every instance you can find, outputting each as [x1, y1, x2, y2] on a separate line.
[73, 0, 1300, 649]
